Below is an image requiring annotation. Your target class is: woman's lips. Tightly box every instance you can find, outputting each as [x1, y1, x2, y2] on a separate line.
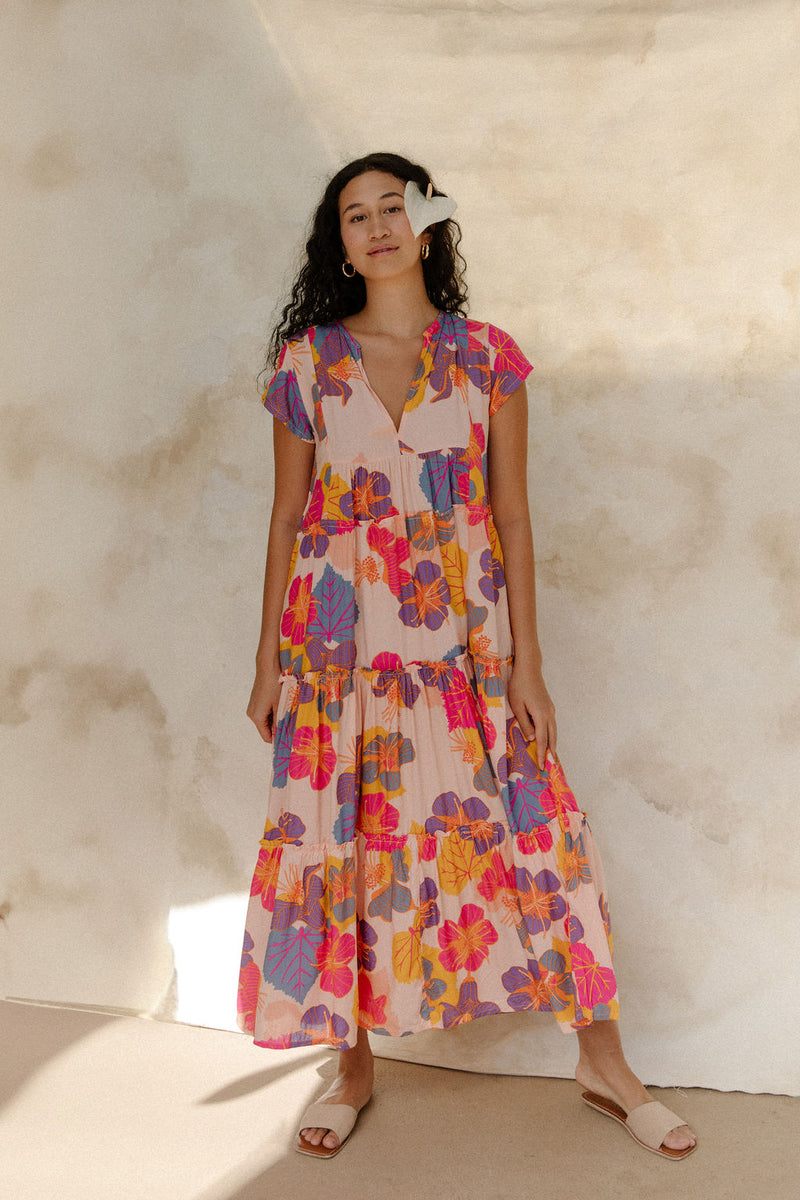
[368, 246, 397, 256]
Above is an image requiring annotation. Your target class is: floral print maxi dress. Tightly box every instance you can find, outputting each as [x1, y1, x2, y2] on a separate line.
[238, 310, 619, 1050]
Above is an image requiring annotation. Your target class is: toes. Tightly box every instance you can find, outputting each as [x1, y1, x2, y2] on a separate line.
[300, 1126, 339, 1149]
[662, 1125, 696, 1151]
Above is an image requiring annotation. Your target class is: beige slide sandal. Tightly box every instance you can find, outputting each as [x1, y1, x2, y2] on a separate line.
[581, 1090, 697, 1160]
[295, 1097, 371, 1158]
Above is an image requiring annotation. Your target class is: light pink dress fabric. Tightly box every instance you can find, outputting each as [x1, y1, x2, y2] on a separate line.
[238, 311, 619, 1050]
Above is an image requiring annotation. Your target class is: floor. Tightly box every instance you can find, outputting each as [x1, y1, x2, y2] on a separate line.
[0, 999, 795, 1200]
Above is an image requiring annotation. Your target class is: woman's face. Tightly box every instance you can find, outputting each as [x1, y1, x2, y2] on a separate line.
[338, 170, 430, 279]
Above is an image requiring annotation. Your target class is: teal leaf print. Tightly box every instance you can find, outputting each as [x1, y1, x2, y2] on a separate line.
[509, 777, 552, 831]
[419, 454, 451, 513]
[367, 875, 413, 922]
[390, 847, 410, 882]
[539, 949, 567, 975]
[420, 954, 447, 1019]
[329, 859, 357, 922]
[263, 926, 324, 1003]
[472, 754, 499, 797]
[333, 803, 356, 845]
[307, 564, 358, 643]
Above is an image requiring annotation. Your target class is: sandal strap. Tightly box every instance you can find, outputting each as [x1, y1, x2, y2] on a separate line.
[626, 1100, 685, 1149]
[299, 1101, 359, 1142]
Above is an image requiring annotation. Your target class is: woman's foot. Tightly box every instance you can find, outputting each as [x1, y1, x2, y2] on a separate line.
[575, 1023, 696, 1154]
[300, 1029, 374, 1152]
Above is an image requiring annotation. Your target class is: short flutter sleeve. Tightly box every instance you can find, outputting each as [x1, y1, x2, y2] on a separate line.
[262, 339, 315, 443]
[487, 325, 534, 416]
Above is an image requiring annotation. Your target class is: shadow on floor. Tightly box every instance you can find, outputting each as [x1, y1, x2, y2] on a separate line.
[198, 1052, 331, 1105]
[191, 1056, 799, 1200]
[0, 1000, 116, 1113]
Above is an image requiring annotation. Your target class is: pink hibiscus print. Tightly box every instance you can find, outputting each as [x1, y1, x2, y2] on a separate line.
[438, 902, 499, 972]
[280, 573, 316, 645]
[289, 723, 337, 790]
[357, 972, 388, 1028]
[317, 927, 356, 999]
[356, 792, 401, 837]
[571, 943, 617, 1007]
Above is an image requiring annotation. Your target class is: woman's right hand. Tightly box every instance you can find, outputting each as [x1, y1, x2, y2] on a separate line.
[247, 665, 283, 743]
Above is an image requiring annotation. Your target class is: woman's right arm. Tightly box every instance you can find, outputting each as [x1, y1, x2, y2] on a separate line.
[246, 419, 316, 742]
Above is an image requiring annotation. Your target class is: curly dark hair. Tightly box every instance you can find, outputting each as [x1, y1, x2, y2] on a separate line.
[262, 152, 468, 375]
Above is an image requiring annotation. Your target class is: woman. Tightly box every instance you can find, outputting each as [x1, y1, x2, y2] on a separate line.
[239, 152, 697, 1161]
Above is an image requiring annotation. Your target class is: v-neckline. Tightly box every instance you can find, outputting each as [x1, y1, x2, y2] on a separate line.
[337, 311, 443, 436]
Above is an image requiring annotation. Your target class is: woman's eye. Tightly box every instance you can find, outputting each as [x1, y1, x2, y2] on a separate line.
[347, 205, 401, 223]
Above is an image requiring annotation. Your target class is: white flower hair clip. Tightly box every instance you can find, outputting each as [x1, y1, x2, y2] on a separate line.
[404, 179, 457, 238]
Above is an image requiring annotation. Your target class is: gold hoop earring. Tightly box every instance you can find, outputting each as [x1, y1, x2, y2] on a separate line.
[421, 243, 430, 260]
[342, 260, 356, 278]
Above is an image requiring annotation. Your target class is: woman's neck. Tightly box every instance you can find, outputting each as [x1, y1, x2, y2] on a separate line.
[346, 274, 439, 339]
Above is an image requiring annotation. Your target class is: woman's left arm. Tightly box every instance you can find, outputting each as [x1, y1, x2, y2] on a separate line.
[487, 381, 557, 770]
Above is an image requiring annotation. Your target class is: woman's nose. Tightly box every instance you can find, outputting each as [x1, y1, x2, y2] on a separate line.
[368, 213, 389, 237]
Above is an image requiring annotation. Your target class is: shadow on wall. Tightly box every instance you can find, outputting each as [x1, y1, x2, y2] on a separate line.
[2, 0, 333, 1026]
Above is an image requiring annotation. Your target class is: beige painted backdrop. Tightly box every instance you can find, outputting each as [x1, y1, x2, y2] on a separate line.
[2, 0, 798, 1094]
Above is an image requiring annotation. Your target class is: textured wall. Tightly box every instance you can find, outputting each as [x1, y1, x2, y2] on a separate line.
[2, 0, 798, 1094]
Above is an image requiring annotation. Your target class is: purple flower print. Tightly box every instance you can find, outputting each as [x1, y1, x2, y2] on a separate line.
[272, 702, 299, 788]
[372, 667, 421, 709]
[426, 347, 456, 403]
[478, 547, 505, 604]
[299, 1004, 351, 1049]
[424, 792, 500, 855]
[300, 521, 340, 559]
[501, 951, 574, 1014]
[506, 718, 544, 779]
[313, 327, 357, 403]
[397, 560, 451, 630]
[516, 867, 567, 936]
[441, 979, 501, 1029]
[418, 660, 455, 690]
[340, 467, 398, 523]
[357, 919, 378, 971]
[464, 343, 491, 395]
[419, 877, 440, 930]
[271, 863, 325, 934]
[262, 809, 306, 845]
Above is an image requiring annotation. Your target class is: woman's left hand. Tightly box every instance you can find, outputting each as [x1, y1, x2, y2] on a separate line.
[506, 659, 557, 771]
